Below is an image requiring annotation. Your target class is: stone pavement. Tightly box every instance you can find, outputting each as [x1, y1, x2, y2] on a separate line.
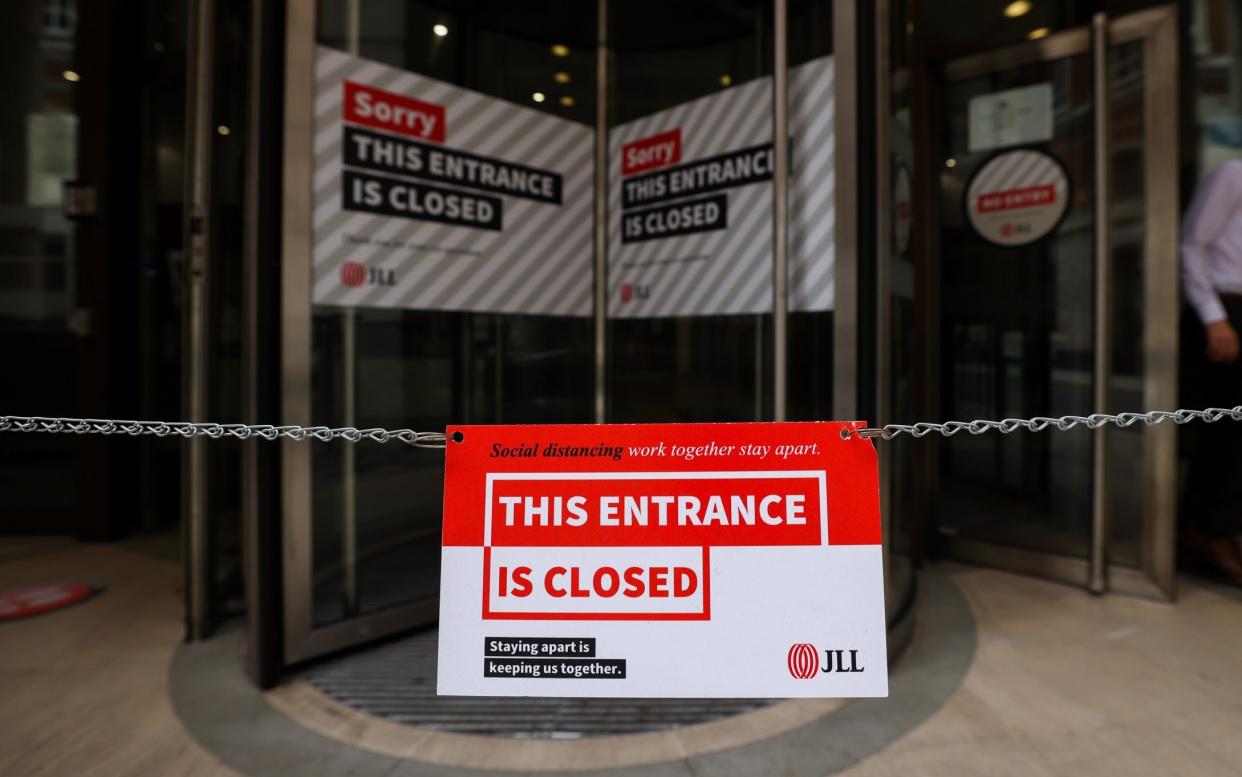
[3, 536, 1241, 776]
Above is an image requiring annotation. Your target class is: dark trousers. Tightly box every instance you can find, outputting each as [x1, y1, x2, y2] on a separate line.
[1182, 297, 1242, 537]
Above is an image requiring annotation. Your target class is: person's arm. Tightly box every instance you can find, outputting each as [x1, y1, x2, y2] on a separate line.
[1182, 163, 1241, 362]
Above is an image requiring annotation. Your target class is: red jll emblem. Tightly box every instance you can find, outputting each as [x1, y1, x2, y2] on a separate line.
[340, 261, 366, 288]
[787, 642, 817, 679]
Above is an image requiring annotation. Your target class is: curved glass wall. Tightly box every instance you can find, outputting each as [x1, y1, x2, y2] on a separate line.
[608, 1, 775, 423]
[311, 1, 597, 626]
[884, 0, 917, 630]
[291, 0, 914, 662]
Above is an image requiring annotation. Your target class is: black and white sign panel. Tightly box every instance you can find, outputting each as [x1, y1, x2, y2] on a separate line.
[608, 56, 836, 318]
[313, 47, 593, 316]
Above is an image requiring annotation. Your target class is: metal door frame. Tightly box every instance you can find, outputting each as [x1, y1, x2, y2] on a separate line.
[183, 0, 214, 641]
[280, 0, 440, 665]
[931, 6, 1179, 600]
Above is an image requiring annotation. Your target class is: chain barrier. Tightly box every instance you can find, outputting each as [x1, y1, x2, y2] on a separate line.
[3, 407, 1242, 447]
[845, 405, 1242, 440]
[0, 416, 448, 448]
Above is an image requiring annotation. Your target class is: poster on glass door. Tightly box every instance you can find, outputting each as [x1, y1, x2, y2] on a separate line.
[312, 47, 593, 316]
[608, 56, 835, 318]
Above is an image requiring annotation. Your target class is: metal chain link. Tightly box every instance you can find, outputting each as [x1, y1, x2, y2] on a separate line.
[5, 407, 1242, 446]
[846, 405, 1242, 440]
[0, 416, 448, 448]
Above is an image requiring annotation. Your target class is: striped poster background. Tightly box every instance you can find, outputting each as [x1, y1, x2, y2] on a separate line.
[608, 56, 835, 318]
[788, 57, 836, 313]
[312, 47, 594, 317]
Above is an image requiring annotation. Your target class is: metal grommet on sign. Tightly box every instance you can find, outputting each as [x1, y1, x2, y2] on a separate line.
[451, 431, 464, 443]
[840, 427, 853, 440]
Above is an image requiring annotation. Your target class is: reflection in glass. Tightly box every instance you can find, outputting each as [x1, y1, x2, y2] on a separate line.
[885, 0, 916, 621]
[937, 53, 1095, 560]
[609, 0, 774, 424]
[0, 0, 80, 524]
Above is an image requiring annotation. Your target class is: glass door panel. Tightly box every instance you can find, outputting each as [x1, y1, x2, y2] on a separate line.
[286, 0, 597, 662]
[608, 0, 774, 424]
[1105, 39, 1146, 569]
[932, 8, 1178, 597]
[938, 48, 1096, 562]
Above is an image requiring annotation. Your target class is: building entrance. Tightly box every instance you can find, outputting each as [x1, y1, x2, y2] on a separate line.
[929, 7, 1178, 598]
[270, 0, 858, 671]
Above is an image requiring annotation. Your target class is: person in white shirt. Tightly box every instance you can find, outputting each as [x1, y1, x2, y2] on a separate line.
[1180, 158, 1242, 585]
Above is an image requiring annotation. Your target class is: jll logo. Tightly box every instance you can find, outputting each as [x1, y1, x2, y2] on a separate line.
[340, 261, 396, 289]
[787, 643, 817, 680]
[620, 283, 650, 303]
[787, 643, 866, 679]
[340, 261, 366, 288]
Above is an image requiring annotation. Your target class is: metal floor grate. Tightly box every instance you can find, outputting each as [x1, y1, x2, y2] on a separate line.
[301, 625, 774, 738]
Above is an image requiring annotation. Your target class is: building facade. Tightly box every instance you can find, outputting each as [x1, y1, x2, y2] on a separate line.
[0, 0, 1238, 689]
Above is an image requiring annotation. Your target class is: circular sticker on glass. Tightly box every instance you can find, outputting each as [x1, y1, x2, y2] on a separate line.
[965, 149, 1070, 247]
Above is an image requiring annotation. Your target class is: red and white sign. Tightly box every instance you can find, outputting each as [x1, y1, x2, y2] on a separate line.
[621, 129, 682, 177]
[437, 422, 888, 698]
[965, 149, 1070, 247]
[975, 183, 1056, 213]
[0, 582, 99, 622]
[343, 80, 446, 143]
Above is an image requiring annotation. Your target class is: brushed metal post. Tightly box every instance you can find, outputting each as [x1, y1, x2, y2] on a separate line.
[182, 0, 214, 642]
[341, 311, 357, 615]
[773, 0, 789, 421]
[241, 0, 262, 679]
[833, 0, 859, 421]
[1138, 7, 1179, 601]
[341, 0, 360, 617]
[1090, 12, 1111, 594]
[874, 0, 894, 610]
[594, 0, 609, 423]
[282, 0, 316, 664]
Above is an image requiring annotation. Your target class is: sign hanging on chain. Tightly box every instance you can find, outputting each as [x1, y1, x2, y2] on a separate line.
[436, 422, 889, 698]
